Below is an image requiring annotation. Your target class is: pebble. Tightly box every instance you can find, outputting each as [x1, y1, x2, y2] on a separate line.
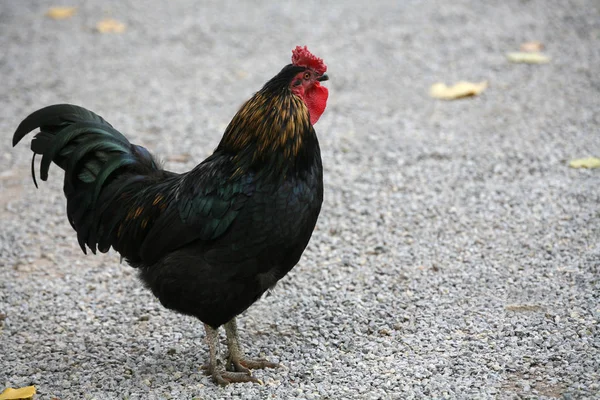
[1, 1, 599, 399]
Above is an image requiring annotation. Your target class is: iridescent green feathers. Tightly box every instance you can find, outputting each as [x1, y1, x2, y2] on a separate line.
[13, 104, 161, 257]
[13, 104, 133, 190]
[12, 104, 253, 264]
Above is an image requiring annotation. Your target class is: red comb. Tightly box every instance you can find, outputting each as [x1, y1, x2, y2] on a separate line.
[291, 46, 327, 75]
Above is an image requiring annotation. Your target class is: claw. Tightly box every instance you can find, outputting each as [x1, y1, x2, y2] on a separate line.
[224, 319, 281, 374]
[203, 322, 267, 385]
[239, 358, 280, 370]
[227, 355, 280, 372]
[212, 370, 262, 386]
[227, 358, 250, 373]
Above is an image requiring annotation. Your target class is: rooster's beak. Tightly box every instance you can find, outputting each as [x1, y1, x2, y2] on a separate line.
[317, 74, 329, 82]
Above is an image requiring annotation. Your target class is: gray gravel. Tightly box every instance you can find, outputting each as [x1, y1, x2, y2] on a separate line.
[1, 0, 599, 399]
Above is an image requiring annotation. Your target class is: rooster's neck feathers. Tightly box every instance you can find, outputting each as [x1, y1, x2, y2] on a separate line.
[217, 65, 318, 176]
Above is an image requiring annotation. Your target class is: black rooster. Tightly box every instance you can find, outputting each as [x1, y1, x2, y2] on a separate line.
[12, 46, 328, 385]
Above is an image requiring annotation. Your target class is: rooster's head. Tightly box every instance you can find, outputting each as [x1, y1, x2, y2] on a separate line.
[219, 46, 328, 167]
[288, 46, 329, 125]
[263, 46, 329, 125]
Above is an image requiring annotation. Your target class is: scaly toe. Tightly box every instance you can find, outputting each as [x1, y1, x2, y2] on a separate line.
[239, 358, 281, 370]
[212, 370, 262, 386]
[228, 359, 251, 373]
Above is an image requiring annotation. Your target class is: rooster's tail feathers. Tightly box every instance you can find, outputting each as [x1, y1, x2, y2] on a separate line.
[13, 104, 138, 190]
[13, 104, 161, 255]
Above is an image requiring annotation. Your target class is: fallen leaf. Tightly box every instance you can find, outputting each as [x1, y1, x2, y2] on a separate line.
[506, 52, 550, 64]
[520, 41, 544, 52]
[236, 70, 249, 79]
[46, 6, 77, 20]
[0, 386, 36, 400]
[429, 81, 488, 100]
[569, 157, 600, 169]
[167, 153, 191, 162]
[96, 18, 126, 33]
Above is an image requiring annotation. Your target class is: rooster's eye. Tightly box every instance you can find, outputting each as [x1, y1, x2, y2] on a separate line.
[304, 73, 310, 80]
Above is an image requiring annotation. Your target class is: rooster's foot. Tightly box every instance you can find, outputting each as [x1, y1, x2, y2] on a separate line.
[224, 319, 281, 373]
[227, 357, 280, 373]
[204, 323, 262, 385]
[211, 369, 261, 386]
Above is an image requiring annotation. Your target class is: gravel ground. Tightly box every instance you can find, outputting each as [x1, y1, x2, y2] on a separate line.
[1, 1, 599, 399]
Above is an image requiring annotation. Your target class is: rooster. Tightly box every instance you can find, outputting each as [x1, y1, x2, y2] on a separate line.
[12, 46, 328, 385]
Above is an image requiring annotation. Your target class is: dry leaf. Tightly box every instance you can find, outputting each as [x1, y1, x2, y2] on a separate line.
[96, 18, 126, 33]
[569, 157, 600, 169]
[506, 52, 550, 64]
[46, 6, 77, 20]
[429, 81, 488, 100]
[0, 386, 36, 400]
[520, 41, 544, 52]
[167, 153, 192, 162]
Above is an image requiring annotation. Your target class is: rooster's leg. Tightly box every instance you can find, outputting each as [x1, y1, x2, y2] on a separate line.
[224, 318, 280, 372]
[203, 323, 259, 385]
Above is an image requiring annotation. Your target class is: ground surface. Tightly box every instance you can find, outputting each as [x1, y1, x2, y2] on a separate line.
[1, 1, 599, 399]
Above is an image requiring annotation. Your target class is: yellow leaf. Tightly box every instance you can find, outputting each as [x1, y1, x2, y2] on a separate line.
[520, 41, 544, 52]
[429, 81, 488, 100]
[506, 52, 550, 64]
[569, 157, 600, 169]
[236, 70, 249, 79]
[0, 386, 36, 400]
[46, 6, 77, 20]
[96, 18, 126, 33]
[166, 153, 191, 163]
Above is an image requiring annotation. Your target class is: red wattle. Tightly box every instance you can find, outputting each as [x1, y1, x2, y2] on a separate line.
[305, 83, 328, 125]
